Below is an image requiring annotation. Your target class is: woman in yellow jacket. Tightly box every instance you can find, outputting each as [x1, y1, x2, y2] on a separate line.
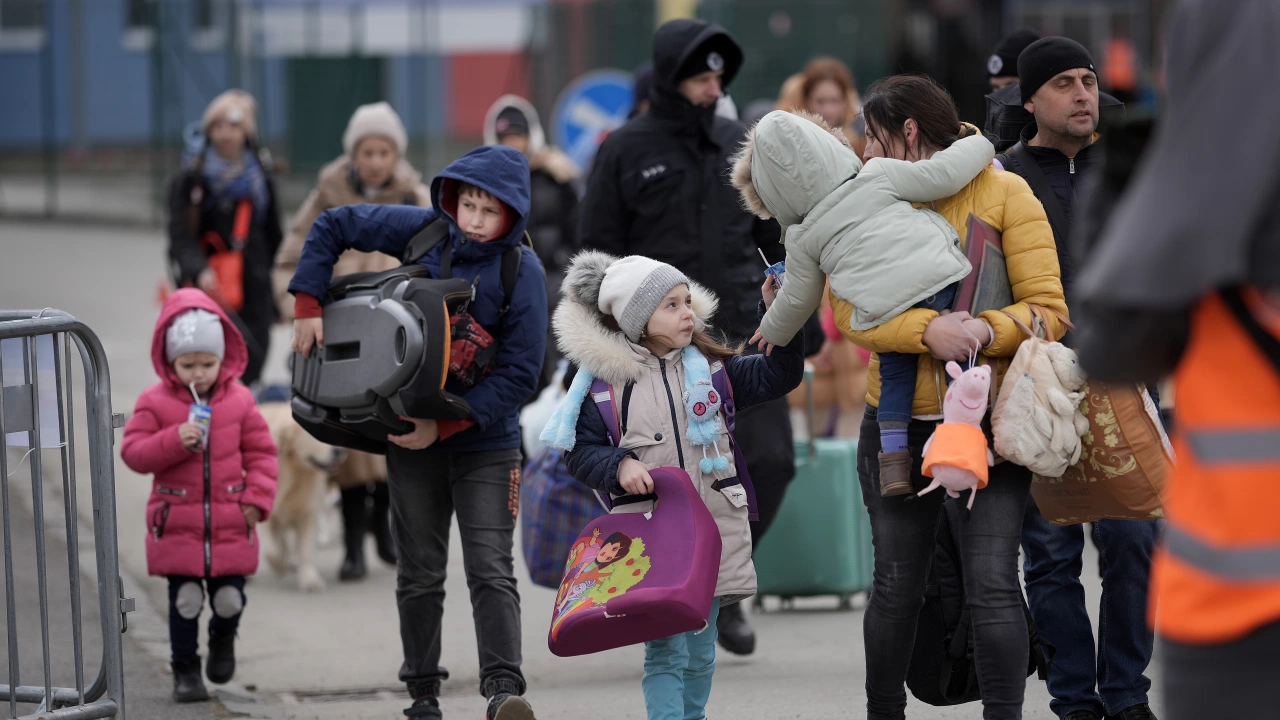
[842, 75, 1066, 720]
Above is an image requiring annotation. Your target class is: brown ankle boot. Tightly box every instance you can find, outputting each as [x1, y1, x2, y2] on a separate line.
[878, 450, 913, 496]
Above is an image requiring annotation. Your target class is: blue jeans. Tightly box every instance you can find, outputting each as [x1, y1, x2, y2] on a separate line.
[643, 602, 720, 720]
[878, 284, 959, 425]
[1021, 497, 1159, 718]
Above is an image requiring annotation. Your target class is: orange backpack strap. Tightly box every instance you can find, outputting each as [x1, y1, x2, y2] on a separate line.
[231, 199, 253, 248]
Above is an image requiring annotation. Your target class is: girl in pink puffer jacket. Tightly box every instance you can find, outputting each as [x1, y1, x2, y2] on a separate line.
[121, 289, 277, 703]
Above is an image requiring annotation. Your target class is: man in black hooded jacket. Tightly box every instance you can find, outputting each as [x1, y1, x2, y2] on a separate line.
[580, 18, 792, 658]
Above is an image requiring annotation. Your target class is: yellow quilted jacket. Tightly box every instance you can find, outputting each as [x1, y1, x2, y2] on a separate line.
[832, 159, 1068, 417]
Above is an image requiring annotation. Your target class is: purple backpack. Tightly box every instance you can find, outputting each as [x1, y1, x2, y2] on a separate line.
[586, 362, 759, 520]
[547, 467, 722, 657]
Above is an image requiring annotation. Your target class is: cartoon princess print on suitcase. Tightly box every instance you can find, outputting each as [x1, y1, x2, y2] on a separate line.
[551, 528, 652, 641]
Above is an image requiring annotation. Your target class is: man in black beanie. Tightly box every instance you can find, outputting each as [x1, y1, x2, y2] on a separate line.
[987, 28, 1040, 91]
[998, 35, 1159, 720]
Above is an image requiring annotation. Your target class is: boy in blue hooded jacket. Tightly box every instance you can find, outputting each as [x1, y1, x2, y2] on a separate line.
[288, 145, 546, 720]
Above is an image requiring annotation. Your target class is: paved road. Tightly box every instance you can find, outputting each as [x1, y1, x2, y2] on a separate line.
[0, 220, 1164, 719]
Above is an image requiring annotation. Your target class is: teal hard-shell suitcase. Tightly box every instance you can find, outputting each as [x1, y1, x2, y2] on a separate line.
[753, 369, 873, 607]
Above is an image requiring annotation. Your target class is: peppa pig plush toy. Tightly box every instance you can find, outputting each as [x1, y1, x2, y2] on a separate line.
[919, 361, 995, 509]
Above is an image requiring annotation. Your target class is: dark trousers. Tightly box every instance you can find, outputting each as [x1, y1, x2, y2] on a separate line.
[1022, 497, 1158, 718]
[1163, 620, 1280, 720]
[857, 409, 1031, 720]
[167, 575, 246, 661]
[385, 446, 525, 700]
[736, 397, 797, 548]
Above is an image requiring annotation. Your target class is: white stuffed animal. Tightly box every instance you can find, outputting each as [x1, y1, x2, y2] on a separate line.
[992, 340, 1090, 478]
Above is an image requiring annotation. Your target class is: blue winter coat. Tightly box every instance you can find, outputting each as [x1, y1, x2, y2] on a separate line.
[565, 305, 805, 495]
[288, 145, 548, 452]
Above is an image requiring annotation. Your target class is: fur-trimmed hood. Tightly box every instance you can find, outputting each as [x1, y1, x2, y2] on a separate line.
[554, 251, 719, 386]
[484, 95, 581, 184]
[483, 95, 547, 154]
[731, 109, 862, 227]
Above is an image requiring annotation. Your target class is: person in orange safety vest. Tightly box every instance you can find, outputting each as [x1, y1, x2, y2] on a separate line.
[1072, 1, 1280, 718]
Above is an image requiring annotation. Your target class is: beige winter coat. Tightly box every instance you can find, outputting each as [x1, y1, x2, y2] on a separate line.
[555, 269, 756, 601]
[273, 156, 431, 320]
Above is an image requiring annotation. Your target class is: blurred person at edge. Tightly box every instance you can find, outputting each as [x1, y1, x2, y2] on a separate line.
[777, 56, 867, 157]
[581, 18, 817, 659]
[167, 90, 283, 387]
[272, 101, 431, 584]
[1072, 1, 1280, 718]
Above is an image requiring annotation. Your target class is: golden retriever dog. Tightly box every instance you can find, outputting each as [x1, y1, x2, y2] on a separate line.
[259, 402, 345, 592]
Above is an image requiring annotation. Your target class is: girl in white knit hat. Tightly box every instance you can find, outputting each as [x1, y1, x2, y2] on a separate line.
[271, 100, 431, 584]
[540, 251, 805, 720]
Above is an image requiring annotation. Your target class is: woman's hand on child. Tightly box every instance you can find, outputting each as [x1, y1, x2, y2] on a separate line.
[388, 417, 439, 450]
[760, 276, 778, 309]
[292, 318, 324, 358]
[923, 311, 979, 362]
[177, 423, 203, 451]
[748, 329, 777, 356]
[618, 458, 654, 495]
[240, 504, 263, 527]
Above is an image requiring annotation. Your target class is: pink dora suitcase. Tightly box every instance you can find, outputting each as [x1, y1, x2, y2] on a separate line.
[547, 467, 722, 657]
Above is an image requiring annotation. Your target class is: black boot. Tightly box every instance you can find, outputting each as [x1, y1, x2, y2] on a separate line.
[206, 633, 236, 684]
[716, 601, 757, 656]
[339, 485, 369, 581]
[171, 656, 209, 703]
[371, 481, 398, 566]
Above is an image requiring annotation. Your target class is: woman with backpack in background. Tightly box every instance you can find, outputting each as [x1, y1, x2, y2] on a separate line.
[272, 101, 431, 582]
[167, 89, 283, 388]
[845, 74, 1066, 720]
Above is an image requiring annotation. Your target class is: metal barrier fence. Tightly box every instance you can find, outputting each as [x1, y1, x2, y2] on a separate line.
[0, 310, 130, 719]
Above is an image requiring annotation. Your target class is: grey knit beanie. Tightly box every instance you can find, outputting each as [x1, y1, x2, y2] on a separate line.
[165, 309, 225, 363]
[597, 256, 690, 342]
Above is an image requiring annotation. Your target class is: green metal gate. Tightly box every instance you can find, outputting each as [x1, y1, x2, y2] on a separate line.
[286, 57, 386, 173]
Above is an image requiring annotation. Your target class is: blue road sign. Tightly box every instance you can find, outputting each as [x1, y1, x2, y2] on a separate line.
[551, 70, 634, 172]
